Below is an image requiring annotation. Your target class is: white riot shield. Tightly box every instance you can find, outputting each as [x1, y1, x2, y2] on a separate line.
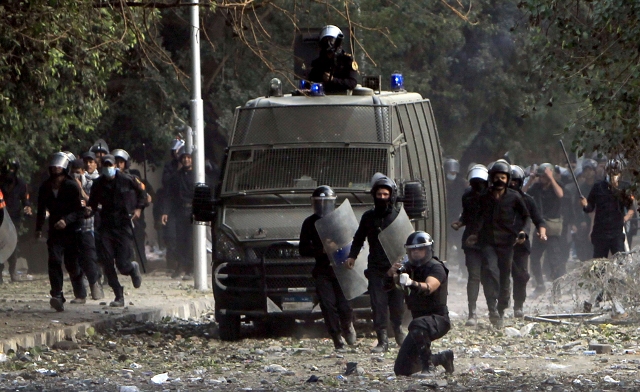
[0, 209, 18, 261]
[314, 199, 369, 300]
[379, 204, 415, 265]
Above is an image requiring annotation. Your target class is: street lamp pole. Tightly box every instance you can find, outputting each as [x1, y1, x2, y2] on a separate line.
[190, 0, 208, 291]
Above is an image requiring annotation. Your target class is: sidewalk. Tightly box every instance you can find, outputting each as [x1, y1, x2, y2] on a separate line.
[0, 272, 214, 352]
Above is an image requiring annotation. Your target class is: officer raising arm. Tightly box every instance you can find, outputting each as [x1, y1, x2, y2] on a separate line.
[391, 231, 454, 376]
[307, 25, 358, 93]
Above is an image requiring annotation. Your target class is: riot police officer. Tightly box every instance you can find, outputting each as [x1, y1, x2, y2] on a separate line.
[113, 149, 150, 270]
[307, 25, 358, 93]
[90, 139, 110, 169]
[580, 159, 634, 258]
[467, 159, 529, 327]
[346, 176, 405, 352]
[451, 164, 488, 326]
[391, 231, 454, 376]
[161, 146, 196, 279]
[299, 185, 355, 351]
[35, 153, 85, 312]
[509, 165, 546, 317]
[88, 155, 145, 307]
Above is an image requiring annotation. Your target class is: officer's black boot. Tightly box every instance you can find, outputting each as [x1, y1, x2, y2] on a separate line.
[49, 296, 65, 312]
[432, 350, 455, 374]
[465, 304, 478, 326]
[109, 287, 125, 307]
[513, 301, 524, 318]
[130, 261, 142, 289]
[371, 330, 389, 353]
[331, 333, 346, 352]
[342, 322, 357, 346]
[418, 345, 435, 375]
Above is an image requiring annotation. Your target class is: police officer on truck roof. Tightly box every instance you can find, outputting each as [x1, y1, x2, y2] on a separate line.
[299, 185, 356, 351]
[389, 231, 454, 376]
[307, 25, 358, 93]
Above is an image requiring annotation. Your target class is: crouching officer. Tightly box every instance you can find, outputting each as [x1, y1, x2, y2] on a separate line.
[87, 154, 145, 307]
[391, 231, 454, 376]
[307, 25, 358, 93]
[299, 185, 355, 351]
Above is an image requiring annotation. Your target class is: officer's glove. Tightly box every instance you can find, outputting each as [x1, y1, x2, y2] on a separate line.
[399, 273, 413, 287]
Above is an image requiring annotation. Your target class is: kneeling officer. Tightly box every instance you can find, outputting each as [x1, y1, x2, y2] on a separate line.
[391, 231, 454, 376]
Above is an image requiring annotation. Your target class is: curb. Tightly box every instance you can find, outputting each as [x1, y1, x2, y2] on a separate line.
[0, 297, 215, 353]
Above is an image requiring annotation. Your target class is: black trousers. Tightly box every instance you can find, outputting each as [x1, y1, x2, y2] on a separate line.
[97, 226, 134, 291]
[366, 269, 404, 332]
[530, 235, 564, 284]
[512, 243, 530, 308]
[132, 218, 147, 267]
[70, 231, 101, 299]
[394, 312, 451, 376]
[163, 214, 178, 270]
[314, 270, 353, 336]
[592, 233, 625, 258]
[481, 245, 513, 313]
[464, 248, 483, 311]
[47, 230, 81, 299]
[174, 211, 194, 274]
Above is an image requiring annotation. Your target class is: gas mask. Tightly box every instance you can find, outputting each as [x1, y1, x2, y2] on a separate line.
[102, 167, 116, 178]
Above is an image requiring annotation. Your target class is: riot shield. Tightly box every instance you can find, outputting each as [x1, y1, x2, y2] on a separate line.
[314, 199, 369, 300]
[0, 209, 17, 261]
[379, 204, 415, 265]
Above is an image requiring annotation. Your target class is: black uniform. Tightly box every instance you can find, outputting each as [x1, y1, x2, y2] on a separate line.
[394, 258, 450, 376]
[512, 192, 545, 308]
[88, 171, 146, 291]
[161, 159, 180, 270]
[308, 51, 358, 93]
[583, 180, 633, 258]
[472, 188, 529, 314]
[35, 176, 84, 301]
[348, 205, 404, 333]
[575, 180, 596, 260]
[446, 176, 467, 274]
[528, 182, 565, 283]
[163, 167, 195, 275]
[0, 175, 30, 279]
[127, 169, 150, 268]
[299, 214, 352, 338]
[459, 187, 484, 315]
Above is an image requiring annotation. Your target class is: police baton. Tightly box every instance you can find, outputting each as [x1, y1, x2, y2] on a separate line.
[129, 217, 147, 273]
[559, 140, 584, 199]
[142, 143, 148, 182]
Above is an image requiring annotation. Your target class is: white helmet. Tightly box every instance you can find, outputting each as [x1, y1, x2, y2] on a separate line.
[319, 25, 343, 41]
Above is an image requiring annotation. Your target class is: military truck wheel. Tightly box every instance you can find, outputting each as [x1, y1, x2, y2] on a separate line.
[217, 313, 241, 341]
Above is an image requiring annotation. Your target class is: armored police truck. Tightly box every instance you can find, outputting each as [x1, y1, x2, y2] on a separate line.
[193, 75, 448, 340]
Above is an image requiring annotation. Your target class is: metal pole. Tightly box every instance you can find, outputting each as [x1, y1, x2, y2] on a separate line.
[190, 0, 208, 291]
[559, 140, 584, 199]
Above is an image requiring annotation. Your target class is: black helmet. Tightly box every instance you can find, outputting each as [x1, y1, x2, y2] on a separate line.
[49, 152, 70, 171]
[510, 165, 525, 190]
[404, 231, 434, 266]
[311, 185, 336, 217]
[176, 145, 192, 160]
[112, 149, 131, 170]
[487, 159, 511, 184]
[370, 176, 397, 205]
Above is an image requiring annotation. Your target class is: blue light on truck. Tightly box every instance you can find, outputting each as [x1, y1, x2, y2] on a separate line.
[391, 72, 404, 91]
[299, 80, 311, 89]
[310, 83, 325, 96]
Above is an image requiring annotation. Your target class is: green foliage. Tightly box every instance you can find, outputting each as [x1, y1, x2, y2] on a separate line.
[522, 0, 640, 176]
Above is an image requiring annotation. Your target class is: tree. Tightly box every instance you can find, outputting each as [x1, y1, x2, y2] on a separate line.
[521, 0, 640, 177]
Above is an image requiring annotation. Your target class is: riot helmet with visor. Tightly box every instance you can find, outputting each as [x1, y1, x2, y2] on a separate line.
[404, 231, 434, 266]
[311, 185, 336, 217]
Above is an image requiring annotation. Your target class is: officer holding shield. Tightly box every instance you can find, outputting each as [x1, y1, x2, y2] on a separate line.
[299, 185, 355, 351]
[346, 176, 406, 352]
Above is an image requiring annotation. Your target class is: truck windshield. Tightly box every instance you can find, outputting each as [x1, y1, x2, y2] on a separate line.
[222, 146, 389, 194]
[231, 105, 391, 145]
